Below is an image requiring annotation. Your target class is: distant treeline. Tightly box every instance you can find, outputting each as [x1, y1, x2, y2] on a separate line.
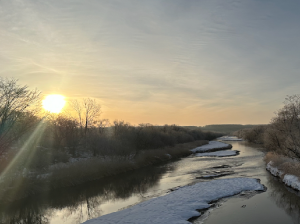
[199, 124, 260, 134]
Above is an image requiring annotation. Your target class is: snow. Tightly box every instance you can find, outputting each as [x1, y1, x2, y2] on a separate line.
[36, 173, 51, 179]
[217, 136, 243, 141]
[191, 141, 232, 153]
[199, 173, 230, 178]
[83, 178, 264, 224]
[266, 161, 300, 191]
[69, 157, 90, 163]
[266, 162, 283, 177]
[195, 150, 239, 157]
[283, 175, 300, 191]
[202, 174, 220, 178]
[166, 154, 172, 159]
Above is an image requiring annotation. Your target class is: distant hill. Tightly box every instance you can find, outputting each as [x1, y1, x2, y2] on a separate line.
[199, 124, 261, 134]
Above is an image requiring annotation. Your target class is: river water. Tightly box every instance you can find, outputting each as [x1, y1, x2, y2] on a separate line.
[1, 141, 300, 224]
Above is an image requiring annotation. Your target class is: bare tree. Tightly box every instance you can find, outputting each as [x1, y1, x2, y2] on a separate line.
[98, 119, 110, 134]
[69, 98, 101, 136]
[0, 78, 41, 152]
[113, 120, 130, 137]
[48, 114, 80, 155]
[268, 95, 300, 158]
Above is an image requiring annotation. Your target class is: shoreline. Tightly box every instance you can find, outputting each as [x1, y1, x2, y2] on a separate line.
[266, 161, 300, 192]
[0, 140, 210, 202]
[83, 178, 265, 224]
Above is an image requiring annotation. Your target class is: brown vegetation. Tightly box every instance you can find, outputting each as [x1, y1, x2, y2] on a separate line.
[235, 95, 300, 185]
[265, 152, 300, 179]
[234, 125, 267, 144]
[0, 78, 221, 200]
[0, 140, 208, 201]
[47, 140, 208, 189]
[235, 95, 300, 159]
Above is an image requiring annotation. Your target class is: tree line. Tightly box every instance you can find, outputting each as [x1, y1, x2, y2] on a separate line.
[0, 78, 222, 173]
[235, 95, 300, 159]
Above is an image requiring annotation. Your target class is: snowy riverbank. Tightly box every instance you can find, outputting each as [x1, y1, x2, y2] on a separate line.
[191, 141, 232, 153]
[83, 178, 264, 224]
[267, 161, 300, 191]
[217, 136, 243, 141]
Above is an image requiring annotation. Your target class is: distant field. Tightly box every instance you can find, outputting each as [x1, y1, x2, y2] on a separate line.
[183, 124, 262, 134]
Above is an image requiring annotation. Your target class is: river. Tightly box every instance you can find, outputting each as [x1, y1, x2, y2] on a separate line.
[1, 141, 300, 224]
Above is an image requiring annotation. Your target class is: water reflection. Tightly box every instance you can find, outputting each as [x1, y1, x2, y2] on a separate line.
[0, 165, 172, 224]
[4, 142, 300, 224]
[267, 175, 300, 223]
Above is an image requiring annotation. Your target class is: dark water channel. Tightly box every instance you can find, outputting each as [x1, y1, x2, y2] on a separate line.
[1, 142, 300, 224]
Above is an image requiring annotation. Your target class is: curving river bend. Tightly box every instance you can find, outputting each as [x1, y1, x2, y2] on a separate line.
[1, 141, 300, 224]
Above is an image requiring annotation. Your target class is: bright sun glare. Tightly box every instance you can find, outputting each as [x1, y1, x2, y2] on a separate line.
[42, 94, 66, 113]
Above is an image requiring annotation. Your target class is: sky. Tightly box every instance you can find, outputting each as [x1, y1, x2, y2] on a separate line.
[1, 0, 300, 126]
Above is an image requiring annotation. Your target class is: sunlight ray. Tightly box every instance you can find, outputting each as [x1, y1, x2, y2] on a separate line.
[0, 120, 46, 182]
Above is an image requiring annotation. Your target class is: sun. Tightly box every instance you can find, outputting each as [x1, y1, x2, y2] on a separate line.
[42, 94, 66, 113]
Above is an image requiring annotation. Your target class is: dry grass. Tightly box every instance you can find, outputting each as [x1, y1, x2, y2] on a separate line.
[265, 152, 300, 178]
[0, 140, 209, 201]
[135, 140, 208, 166]
[12, 140, 209, 190]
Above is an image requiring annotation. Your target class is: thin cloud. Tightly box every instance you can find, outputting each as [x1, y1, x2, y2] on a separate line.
[1, 0, 300, 125]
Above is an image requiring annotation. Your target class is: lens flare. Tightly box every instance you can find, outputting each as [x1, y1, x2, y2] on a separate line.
[42, 94, 66, 113]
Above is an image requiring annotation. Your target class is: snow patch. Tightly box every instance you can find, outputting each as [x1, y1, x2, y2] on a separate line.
[266, 162, 283, 177]
[83, 178, 264, 224]
[266, 161, 300, 191]
[217, 136, 243, 141]
[191, 141, 231, 153]
[166, 154, 172, 159]
[69, 157, 90, 163]
[36, 173, 51, 179]
[195, 150, 239, 157]
[202, 174, 220, 178]
[283, 175, 300, 191]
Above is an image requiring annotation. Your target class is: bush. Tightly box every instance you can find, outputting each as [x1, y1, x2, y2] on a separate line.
[265, 152, 300, 178]
[237, 125, 267, 144]
[237, 95, 300, 159]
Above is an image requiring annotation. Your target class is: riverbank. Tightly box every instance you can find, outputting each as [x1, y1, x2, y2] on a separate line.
[191, 141, 232, 153]
[0, 140, 209, 202]
[231, 135, 300, 193]
[82, 140, 267, 224]
[83, 178, 264, 224]
[82, 139, 266, 224]
[3, 141, 300, 224]
[265, 152, 300, 191]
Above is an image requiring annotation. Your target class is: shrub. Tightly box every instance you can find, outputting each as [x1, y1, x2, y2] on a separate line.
[263, 95, 300, 158]
[265, 152, 300, 178]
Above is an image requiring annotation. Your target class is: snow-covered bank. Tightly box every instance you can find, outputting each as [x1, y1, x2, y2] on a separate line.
[267, 162, 300, 191]
[191, 141, 232, 153]
[217, 136, 243, 141]
[266, 162, 283, 177]
[195, 150, 239, 157]
[83, 178, 264, 224]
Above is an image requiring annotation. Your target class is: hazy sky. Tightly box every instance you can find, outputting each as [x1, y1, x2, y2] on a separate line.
[1, 0, 300, 125]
